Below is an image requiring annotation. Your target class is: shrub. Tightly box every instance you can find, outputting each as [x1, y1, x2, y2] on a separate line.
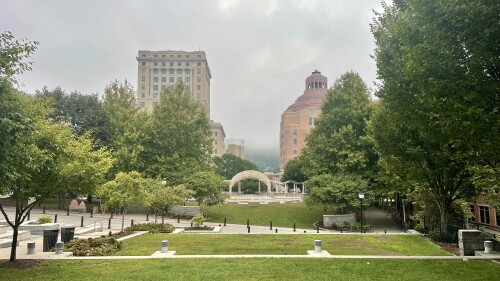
[429, 229, 455, 243]
[191, 213, 205, 225]
[414, 224, 425, 233]
[124, 223, 175, 233]
[36, 215, 52, 224]
[64, 237, 122, 256]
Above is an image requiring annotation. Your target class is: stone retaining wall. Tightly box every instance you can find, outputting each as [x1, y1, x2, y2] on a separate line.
[167, 206, 201, 217]
[323, 214, 356, 228]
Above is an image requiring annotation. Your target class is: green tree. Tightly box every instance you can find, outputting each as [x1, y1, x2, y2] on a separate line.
[142, 83, 212, 184]
[213, 153, 259, 179]
[0, 31, 38, 84]
[143, 179, 194, 223]
[300, 72, 376, 213]
[370, 0, 498, 234]
[281, 158, 308, 183]
[96, 171, 144, 232]
[185, 171, 227, 206]
[103, 80, 147, 175]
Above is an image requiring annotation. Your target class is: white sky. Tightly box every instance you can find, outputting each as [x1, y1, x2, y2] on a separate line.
[1, 0, 384, 153]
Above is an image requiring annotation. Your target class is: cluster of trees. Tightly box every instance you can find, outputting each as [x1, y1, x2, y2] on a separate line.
[0, 32, 228, 261]
[284, 0, 499, 238]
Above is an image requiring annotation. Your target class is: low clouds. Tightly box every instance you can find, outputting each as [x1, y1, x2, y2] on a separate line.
[1, 0, 383, 153]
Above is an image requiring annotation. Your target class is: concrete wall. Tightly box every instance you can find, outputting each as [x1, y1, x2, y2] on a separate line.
[323, 214, 356, 228]
[167, 206, 201, 217]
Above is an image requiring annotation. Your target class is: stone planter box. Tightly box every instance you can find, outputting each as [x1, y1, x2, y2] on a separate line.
[19, 221, 60, 235]
[323, 214, 356, 228]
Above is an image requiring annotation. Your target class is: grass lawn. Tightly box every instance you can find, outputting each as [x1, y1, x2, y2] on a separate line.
[117, 234, 450, 256]
[1, 259, 499, 281]
[201, 202, 324, 229]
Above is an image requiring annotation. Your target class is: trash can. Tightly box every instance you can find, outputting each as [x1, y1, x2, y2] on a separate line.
[43, 229, 59, 252]
[61, 225, 75, 243]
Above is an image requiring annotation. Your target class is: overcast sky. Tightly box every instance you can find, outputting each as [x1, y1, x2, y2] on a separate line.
[1, 0, 384, 153]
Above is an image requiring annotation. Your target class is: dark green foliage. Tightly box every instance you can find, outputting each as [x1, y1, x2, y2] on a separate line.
[213, 153, 258, 179]
[124, 223, 175, 234]
[281, 158, 307, 183]
[64, 237, 122, 256]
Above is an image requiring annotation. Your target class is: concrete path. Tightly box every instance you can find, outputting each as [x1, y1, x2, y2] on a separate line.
[364, 207, 402, 233]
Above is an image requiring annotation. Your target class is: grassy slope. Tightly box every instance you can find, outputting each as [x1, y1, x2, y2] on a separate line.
[1, 259, 499, 281]
[117, 234, 450, 256]
[201, 202, 325, 229]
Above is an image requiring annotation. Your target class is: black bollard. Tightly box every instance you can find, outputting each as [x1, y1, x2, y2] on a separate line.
[80, 216, 84, 227]
[316, 224, 319, 233]
[27, 212, 30, 221]
[275, 229, 278, 233]
[191, 222, 193, 227]
[177, 215, 180, 223]
[43, 206, 46, 214]
[131, 220, 134, 226]
[247, 219, 249, 228]
[224, 217, 226, 227]
[108, 218, 112, 229]
[247, 226, 250, 233]
[384, 229, 387, 234]
[162, 216, 164, 224]
[293, 222, 296, 232]
[90, 208, 93, 218]
[304, 230, 306, 233]
[146, 212, 149, 221]
[270, 220, 273, 230]
[341, 229, 343, 233]
[54, 214, 58, 223]
[109, 231, 112, 236]
[67, 208, 69, 216]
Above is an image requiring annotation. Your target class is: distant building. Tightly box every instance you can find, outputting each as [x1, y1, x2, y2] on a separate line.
[279, 70, 328, 171]
[469, 196, 500, 230]
[226, 138, 245, 159]
[211, 121, 226, 157]
[136, 50, 211, 116]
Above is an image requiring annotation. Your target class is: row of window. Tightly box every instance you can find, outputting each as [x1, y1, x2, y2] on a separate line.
[139, 92, 203, 107]
[142, 82, 201, 90]
[141, 53, 203, 59]
[141, 61, 203, 67]
[143, 76, 201, 83]
[142, 68, 202, 76]
[470, 204, 500, 226]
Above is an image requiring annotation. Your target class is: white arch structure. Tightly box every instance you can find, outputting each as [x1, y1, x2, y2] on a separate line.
[229, 170, 272, 194]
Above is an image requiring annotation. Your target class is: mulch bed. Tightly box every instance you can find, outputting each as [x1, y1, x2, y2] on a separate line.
[0, 259, 49, 269]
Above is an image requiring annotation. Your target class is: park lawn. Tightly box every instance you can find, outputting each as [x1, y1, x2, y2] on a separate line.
[116, 234, 450, 256]
[1, 259, 499, 281]
[201, 202, 324, 229]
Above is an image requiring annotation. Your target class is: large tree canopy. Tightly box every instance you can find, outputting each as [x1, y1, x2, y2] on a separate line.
[370, 0, 499, 232]
[213, 153, 258, 180]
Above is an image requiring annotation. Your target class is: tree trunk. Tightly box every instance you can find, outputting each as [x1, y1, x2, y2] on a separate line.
[438, 205, 449, 235]
[121, 212, 125, 233]
[58, 193, 65, 210]
[9, 225, 18, 262]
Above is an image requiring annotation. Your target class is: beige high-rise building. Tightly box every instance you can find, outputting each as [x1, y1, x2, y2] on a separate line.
[279, 70, 328, 171]
[136, 50, 211, 116]
[211, 121, 226, 157]
[226, 138, 245, 159]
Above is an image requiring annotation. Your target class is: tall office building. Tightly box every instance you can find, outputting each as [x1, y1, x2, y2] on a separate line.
[136, 50, 211, 116]
[279, 70, 328, 171]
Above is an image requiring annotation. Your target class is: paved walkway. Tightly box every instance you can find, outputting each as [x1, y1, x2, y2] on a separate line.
[364, 207, 401, 233]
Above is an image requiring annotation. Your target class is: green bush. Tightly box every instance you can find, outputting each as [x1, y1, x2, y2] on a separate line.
[124, 223, 175, 233]
[414, 224, 425, 233]
[36, 215, 52, 224]
[429, 229, 455, 243]
[64, 237, 122, 256]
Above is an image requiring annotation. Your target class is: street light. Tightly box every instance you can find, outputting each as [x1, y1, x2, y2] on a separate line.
[359, 190, 365, 233]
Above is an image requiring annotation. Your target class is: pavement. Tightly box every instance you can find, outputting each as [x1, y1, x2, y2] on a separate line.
[4, 206, 493, 261]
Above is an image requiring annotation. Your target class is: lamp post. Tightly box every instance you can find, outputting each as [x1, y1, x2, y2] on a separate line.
[359, 190, 365, 233]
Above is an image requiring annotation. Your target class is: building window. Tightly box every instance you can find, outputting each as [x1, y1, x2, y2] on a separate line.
[161, 77, 166, 83]
[141, 76, 145, 81]
[185, 69, 190, 75]
[153, 54, 158, 58]
[293, 147, 299, 155]
[197, 55, 201, 58]
[169, 69, 174, 75]
[185, 77, 190, 83]
[141, 54, 146, 58]
[469, 204, 475, 221]
[161, 85, 166, 90]
[480, 206, 490, 224]
[153, 92, 158, 98]
[169, 77, 174, 83]
[292, 129, 298, 135]
[177, 77, 183, 82]
[162, 62, 166, 66]
[142, 62, 146, 66]
[496, 209, 500, 226]
[197, 77, 201, 83]
[197, 62, 201, 66]
[153, 69, 159, 75]
[197, 85, 201, 90]
[141, 84, 145, 90]
[153, 85, 158, 90]
[141, 92, 145, 98]
[170, 62, 174, 66]
[142, 69, 146, 74]
[177, 69, 182, 75]
[197, 93, 201, 99]
[162, 55, 166, 58]
[178, 55, 181, 58]
[185, 85, 190, 91]
[140, 101, 145, 108]
[309, 117, 314, 126]
[153, 77, 158, 83]
[197, 69, 201, 75]
[154, 62, 158, 66]
[161, 69, 166, 75]
[186, 62, 190, 66]
[293, 138, 298, 145]
[177, 62, 181, 66]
